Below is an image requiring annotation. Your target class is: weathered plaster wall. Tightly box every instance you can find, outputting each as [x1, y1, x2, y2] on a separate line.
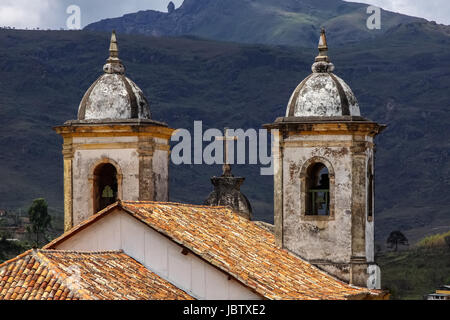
[79, 74, 151, 120]
[287, 73, 361, 117]
[152, 139, 170, 202]
[56, 210, 261, 300]
[72, 138, 140, 225]
[282, 134, 354, 263]
[69, 135, 170, 225]
[365, 144, 375, 263]
[280, 133, 378, 287]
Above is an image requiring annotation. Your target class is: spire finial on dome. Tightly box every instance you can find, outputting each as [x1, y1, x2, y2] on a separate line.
[104, 30, 125, 74]
[316, 28, 329, 63]
[312, 28, 335, 73]
[109, 30, 119, 59]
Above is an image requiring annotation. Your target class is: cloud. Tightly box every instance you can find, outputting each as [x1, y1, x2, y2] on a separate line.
[0, 0, 184, 29]
[346, 0, 450, 25]
[0, 0, 58, 29]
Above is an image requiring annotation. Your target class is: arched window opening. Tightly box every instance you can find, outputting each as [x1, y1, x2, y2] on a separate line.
[93, 163, 118, 213]
[306, 163, 330, 216]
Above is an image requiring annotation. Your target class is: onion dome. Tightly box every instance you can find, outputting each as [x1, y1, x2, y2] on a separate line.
[286, 29, 361, 118]
[78, 31, 151, 121]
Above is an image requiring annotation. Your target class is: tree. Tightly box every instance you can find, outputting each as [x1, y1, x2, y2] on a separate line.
[26, 199, 51, 247]
[445, 235, 450, 250]
[387, 231, 409, 252]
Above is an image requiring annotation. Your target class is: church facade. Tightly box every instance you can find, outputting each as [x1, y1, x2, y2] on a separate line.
[0, 31, 388, 300]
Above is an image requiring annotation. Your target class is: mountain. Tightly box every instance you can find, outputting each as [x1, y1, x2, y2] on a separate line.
[0, 20, 449, 247]
[84, 0, 426, 47]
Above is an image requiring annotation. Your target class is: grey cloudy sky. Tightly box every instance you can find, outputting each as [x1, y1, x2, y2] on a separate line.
[0, 0, 448, 29]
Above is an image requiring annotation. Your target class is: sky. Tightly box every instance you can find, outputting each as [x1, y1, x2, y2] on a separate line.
[0, 0, 448, 30]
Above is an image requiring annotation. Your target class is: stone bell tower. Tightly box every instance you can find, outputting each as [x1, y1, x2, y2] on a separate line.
[55, 31, 174, 231]
[265, 29, 386, 288]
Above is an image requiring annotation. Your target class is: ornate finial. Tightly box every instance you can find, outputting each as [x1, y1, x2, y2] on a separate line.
[104, 30, 125, 74]
[316, 28, 329, 62]
[312, 28, 335, 73]
[109, 30, 119, 59]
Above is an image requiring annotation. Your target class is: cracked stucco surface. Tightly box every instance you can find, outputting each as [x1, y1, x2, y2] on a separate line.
[286, 73, 361, 117]
[79, 74, 151, 120]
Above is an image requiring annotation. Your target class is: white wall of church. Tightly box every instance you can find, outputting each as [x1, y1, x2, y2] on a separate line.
[55, 209, 261, 300]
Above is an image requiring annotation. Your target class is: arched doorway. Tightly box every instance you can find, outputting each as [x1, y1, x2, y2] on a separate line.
[93, 163, 119, 213]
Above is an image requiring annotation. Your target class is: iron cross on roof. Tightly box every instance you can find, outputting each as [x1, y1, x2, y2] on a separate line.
[216, 128, 238, 177]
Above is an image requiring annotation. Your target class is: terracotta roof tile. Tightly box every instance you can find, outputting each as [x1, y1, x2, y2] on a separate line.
[47, 201, 385, 300]
[0, 249, 193, 300]
[116, 201, 386, 300]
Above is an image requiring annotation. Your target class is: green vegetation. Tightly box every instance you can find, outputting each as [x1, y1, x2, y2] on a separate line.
[26, 198, 52, 247]
[0, 235, 30, 264]
[0, 200, 62, 263]
[417, 231, 450, 249]
[377, 243, 450, 300]
[0, 217, 31, 264]
[386, 231, 409, 252]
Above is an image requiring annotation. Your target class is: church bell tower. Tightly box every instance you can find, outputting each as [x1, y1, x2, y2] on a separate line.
[55, 32, 174, 231]
[265, 29, 386, 289]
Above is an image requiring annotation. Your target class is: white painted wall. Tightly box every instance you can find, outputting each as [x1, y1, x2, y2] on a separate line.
[55, 209, 261, 300]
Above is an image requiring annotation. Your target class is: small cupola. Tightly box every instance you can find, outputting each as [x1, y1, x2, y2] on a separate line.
[78, 31, 151, 121]
[286, 28, 361, 118]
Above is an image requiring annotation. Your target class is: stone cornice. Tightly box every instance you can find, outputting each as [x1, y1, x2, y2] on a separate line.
[264, 116, 386, 137]
[54, 122, 175, 140]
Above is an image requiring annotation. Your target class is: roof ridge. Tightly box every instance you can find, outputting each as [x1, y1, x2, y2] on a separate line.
[122, 200, 231, 210]
[33, 250, 92, 300]
[38, 249, 124, 255]
[0, 249, 33, 269]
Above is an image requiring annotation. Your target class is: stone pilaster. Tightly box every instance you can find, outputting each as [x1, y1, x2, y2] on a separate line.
[62, 137, 74, 232]
[138, 137, 155, 201]
[350, 140, 370, 286]
[273, 130, 284, 248]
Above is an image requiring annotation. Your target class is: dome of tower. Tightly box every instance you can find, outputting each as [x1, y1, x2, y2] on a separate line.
[78, 31, 151, 121]
[286, 29, 361, 118]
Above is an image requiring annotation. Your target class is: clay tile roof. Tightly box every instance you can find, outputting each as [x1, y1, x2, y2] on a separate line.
[117, 201, 385, 300]
[0, 249, 193, 300]
[43, 201, 386, 300]
[46, 201, 384, 300]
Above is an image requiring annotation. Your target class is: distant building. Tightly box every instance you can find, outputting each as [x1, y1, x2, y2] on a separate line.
[425, 285, 450, 300]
